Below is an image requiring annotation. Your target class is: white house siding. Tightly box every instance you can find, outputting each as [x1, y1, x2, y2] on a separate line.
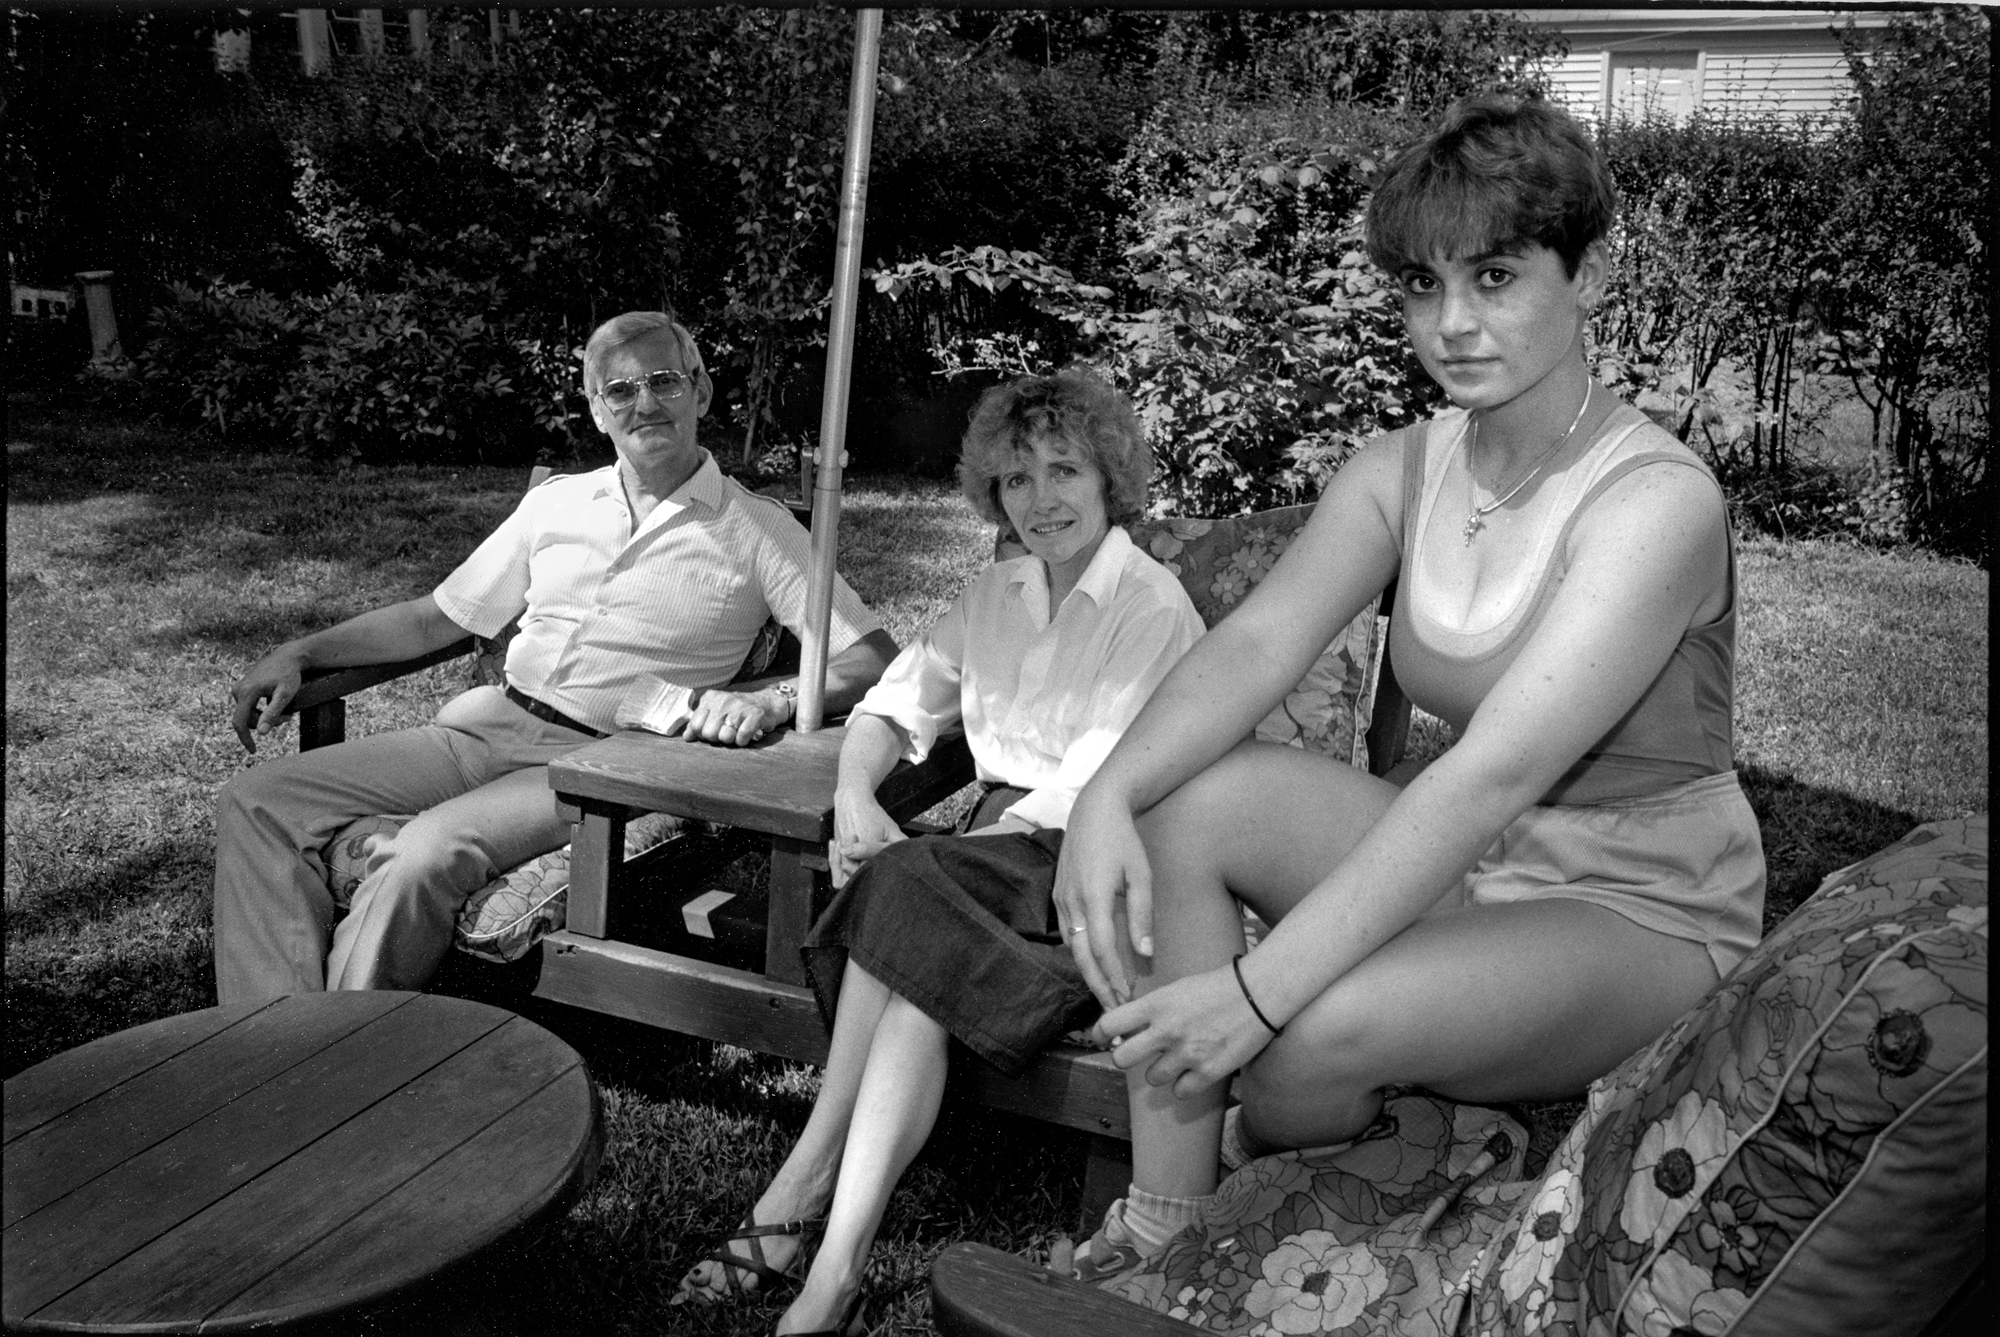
[1703, 50, 1859, 120]
[1523, 9, 1888, 125]
[1547, 50, 1613, 124]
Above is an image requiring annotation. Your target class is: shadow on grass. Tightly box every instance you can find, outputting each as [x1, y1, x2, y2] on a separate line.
[7, 837, 213, 939]
[3, 941, 216, 1080]
[1739, 760, 1920, 931]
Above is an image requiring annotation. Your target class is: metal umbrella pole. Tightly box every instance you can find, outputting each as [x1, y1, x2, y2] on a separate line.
[796, 6, 883, 732]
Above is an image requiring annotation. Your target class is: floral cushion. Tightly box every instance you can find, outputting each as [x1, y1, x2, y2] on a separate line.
[321, 811, 688, 962]
[1458, 814, 1988, 1337]
[1099, 816, 1987, 1335]
[1129, 506, 1379, 771]
[1102, 1093, 1532, 1335]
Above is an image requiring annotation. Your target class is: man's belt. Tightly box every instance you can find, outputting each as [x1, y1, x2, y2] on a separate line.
[504, 685, 607, 738]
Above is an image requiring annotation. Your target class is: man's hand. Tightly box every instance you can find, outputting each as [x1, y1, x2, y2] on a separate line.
[224, 596, 471, 755]
[680, 685, 791, 748]
[830, 786, 907, 887]
[230, 646, 310, 753]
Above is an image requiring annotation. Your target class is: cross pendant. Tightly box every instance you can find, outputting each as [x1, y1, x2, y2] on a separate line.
[1462, 511, 1484, 545]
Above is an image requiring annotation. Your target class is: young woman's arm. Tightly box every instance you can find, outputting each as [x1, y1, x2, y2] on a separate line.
[1093, 461, 1731, 1095]
[1056, 436, 1407, 1003]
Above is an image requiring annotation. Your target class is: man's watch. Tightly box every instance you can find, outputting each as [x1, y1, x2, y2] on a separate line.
[770, 682, 798, 720]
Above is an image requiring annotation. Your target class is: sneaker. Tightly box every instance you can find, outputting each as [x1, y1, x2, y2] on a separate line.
[1069, 1198, 1151, 1284]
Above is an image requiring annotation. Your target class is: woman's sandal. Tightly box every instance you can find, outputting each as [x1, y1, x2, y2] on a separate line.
[673, 1214, 820, 1304]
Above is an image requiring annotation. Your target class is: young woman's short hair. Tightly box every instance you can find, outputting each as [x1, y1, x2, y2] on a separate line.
[957, 369, 1152, 530]
[1365, 93, 1618, 279]
[581, 311, 707, 394]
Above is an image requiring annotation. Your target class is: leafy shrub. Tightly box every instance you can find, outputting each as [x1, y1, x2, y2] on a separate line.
[1594, 111, 1841, 478]
[138, 281, 302, 437]
[1591, 10, 1988, 562]
[875, 141, 1437, 517]
[139, 272, 579, 463]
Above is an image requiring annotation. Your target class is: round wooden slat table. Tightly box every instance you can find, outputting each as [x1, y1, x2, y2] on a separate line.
[3, 992, 601, 1333]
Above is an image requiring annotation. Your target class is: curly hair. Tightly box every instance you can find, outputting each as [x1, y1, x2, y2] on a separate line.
[956, 369, 1152, 530]
[580, 311, 707, 395]
[1365, 93, 1618, 280]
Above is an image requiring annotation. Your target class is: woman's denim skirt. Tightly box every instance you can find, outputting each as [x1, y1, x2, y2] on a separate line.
[800, 791, 1099, 1074]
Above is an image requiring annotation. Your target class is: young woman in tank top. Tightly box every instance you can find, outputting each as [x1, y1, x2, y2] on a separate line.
[1050, 94, 1767, 1275]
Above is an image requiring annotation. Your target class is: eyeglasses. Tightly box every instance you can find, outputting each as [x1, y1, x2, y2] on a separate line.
[594, 369, 697, 411]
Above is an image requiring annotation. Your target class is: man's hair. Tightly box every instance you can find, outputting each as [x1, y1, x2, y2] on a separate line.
[957, 368, 1151, 530]
[581, 311, 707, 394]
[1365, 93, 1618, 280]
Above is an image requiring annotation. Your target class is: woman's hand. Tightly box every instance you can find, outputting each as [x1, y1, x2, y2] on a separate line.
[1091, 964, 1275, 1098]
[829, 787, 906, 888]
[1053, 790, 1154, 1009]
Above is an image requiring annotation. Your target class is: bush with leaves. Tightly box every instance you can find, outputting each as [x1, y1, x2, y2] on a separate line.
[139, 271, 572, 464]
[862, 10, 1565, 515]
[1593, 111, 1843, 477]
[138, 281, 303, 438]
[1586, 10, 1988, 561]
[876, 141, 1436, 517]
[1822, 7, 1989, 559]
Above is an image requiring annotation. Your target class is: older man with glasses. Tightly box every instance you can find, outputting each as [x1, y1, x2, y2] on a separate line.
[213, 311, 898, 1003]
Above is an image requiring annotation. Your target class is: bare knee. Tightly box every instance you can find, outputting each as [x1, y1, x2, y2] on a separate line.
[1135, 762, 1246, 898]
[1236, 1003, 1386, 1150]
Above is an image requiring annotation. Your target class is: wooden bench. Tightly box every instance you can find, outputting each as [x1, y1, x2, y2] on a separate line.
[279, 494, 1413, 1211]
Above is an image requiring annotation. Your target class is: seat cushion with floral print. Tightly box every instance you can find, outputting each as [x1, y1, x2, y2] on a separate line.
[1100, 1093, 1533, 1335]
[1455, 814, 1986, 1337]
[1128, 506, 1379, 771]
[321, 810, 689, 962]
[1096, 816, 1986, 1336]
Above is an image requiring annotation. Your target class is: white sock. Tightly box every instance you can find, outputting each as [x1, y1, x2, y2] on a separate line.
[1113, 1184, 1214, 1255]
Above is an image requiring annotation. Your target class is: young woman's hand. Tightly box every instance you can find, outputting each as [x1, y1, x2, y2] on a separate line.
[1091, 964, 1275, 1097]
[1052, 789, 1154, 1009]
[830, 788, 906, 888]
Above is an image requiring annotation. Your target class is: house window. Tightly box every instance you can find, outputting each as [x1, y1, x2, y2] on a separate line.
[1610, 51, 1704, 123]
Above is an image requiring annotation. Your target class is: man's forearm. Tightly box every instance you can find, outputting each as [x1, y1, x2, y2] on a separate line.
[817, 629, 900, 719]
[286, 596, 473, 672]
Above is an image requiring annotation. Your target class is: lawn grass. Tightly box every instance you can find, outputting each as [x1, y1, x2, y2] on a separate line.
[5, 392, 1988, 1335]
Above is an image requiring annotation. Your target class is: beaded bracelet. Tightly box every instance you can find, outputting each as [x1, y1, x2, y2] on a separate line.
[1231, 953, 1283, 1036]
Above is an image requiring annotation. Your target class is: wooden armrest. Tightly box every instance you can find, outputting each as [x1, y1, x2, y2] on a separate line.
[932, 1242, 1192, 1337]
[284, 638, 479, 717]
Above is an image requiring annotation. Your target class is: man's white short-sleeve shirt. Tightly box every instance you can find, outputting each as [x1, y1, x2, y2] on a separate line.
[432, 453, 880, 732]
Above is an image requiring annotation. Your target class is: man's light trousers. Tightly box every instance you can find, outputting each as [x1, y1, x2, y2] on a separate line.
[213, 685, 587, 1002]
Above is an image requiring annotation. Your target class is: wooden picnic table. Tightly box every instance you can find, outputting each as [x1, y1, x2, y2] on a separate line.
[3, 992, 600, 1334]
[539, 725, 1136, 1153]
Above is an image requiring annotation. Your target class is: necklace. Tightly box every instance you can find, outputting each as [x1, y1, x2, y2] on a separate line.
[1462, 387, 1594, 545]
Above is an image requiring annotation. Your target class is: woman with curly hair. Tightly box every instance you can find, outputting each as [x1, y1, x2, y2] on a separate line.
[674, 369, 1205, 1334]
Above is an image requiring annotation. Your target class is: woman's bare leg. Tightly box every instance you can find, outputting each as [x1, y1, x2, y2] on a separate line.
[777, 991, 949, 1333]
[1120, 742, 1716, 1180]
[1234, 898, 1714, 1151]
[1124, 743, 1402, 1198]
[674, 958, 894, 1302]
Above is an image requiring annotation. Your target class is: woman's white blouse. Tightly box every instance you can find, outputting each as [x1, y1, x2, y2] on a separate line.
[850, 526, 1206, 830]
